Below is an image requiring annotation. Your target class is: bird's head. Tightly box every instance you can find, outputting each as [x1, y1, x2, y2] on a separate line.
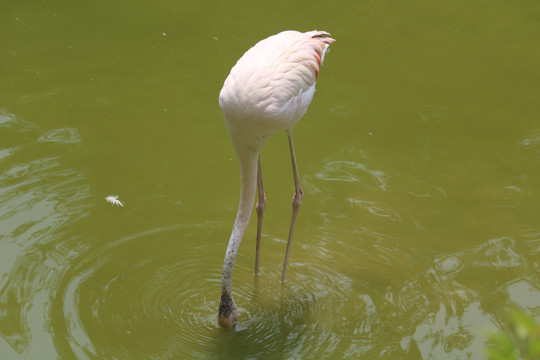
[218, 292, 238, 329]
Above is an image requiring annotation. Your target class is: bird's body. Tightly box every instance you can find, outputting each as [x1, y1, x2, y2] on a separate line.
[220, 30, 332, 153]
[218, 30, 335, 328]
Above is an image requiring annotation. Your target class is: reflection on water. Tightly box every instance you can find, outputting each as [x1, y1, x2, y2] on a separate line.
[0, 111, 90, 358]
[297, 145, 540, 358]
[51, 224, 223, 359]
[312, 146, 387, 191]
[0, 111, 40, 133]
[520, 130, 540, 152]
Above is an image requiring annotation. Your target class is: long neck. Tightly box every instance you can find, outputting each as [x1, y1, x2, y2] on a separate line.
[221, 150, 259, 295]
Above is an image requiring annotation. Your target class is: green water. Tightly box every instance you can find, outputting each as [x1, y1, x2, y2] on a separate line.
[1, 0, 540, 359]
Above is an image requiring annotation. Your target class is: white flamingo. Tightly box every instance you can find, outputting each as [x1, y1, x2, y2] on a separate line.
[218, 30, 335, 328]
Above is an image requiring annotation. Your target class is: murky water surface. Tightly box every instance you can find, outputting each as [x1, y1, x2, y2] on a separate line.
[1, 0, 540, 359]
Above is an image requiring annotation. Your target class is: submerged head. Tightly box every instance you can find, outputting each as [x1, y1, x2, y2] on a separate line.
[218, 292, 238, 328]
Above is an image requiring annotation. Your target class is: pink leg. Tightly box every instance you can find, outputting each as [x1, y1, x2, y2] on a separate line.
[255, 155, 266, 274]
[282, 132, 303, 282]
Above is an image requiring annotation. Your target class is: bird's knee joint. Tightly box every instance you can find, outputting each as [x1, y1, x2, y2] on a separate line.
[256, 202, 266, 215]
[256, 197, 266, 215]
[292, 191, 303, 209]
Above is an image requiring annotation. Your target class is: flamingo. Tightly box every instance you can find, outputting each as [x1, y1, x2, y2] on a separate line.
[217, 30, 335, 328]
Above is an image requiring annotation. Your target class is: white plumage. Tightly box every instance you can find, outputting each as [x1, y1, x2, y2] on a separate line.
[220, 30, 334, 152]
[105, 195, 124, 207]
[218, 30, 335, 328]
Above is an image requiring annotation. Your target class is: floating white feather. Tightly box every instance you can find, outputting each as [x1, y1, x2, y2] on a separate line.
[105, 195, 124, 207]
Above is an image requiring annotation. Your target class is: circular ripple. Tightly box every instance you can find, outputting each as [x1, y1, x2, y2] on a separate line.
[38, 128, 81, 144]
[51, 224, 375, 359]
[220, 261, 358, 358]
[52, 224, 227, 359]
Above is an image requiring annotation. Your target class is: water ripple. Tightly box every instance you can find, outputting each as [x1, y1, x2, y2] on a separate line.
[313, 160, 387, 191]
[0, 111, 40, 133]
[0, 147, 20, 162]
[218, 262, 358, 359]
[38, 128, 81, 144]
[519, 130, 540, 151]
[0, 151, 90, 358]
[48, 222, 379, 359]
[404, 179, 448, 200]
[52, 224, 228, 359]
[347, 198, 402, 224]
